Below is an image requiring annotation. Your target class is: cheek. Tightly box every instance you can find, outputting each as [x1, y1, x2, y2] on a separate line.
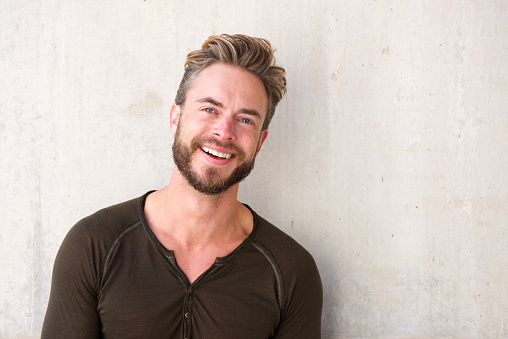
[184, 119, 210, 137]
[176, 119, 200, 139]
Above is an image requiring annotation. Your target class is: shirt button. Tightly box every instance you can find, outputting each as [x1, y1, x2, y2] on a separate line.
[185, 312, 189, 318]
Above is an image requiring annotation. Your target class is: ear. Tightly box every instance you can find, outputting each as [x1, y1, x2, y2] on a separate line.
[170, 104, 181, 134]
[256, 130, 269, 154]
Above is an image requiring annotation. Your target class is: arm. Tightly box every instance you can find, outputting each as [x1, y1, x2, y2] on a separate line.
[41, 221, 102, 338]
[273, 253, 323, 339]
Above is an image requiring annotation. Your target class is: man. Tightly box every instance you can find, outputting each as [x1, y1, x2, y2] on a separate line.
[42, 34, 322, 338]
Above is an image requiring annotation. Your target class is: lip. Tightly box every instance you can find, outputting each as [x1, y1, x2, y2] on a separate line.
[199, 145, 236, 165]
[201, 144, 236, 157]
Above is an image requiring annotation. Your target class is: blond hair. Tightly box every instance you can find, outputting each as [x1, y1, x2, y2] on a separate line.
[175, 34, 286, 130]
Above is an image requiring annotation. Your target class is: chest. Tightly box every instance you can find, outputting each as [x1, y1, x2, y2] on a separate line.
[97, 240, 282, 339]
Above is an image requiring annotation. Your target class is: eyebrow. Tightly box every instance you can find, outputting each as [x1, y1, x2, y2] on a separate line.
[196, 97, 262, 119]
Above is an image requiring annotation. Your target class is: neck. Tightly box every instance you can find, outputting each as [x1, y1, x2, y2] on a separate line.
[144, 165, 251, 248]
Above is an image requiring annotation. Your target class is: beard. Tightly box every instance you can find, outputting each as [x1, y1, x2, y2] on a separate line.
[172, 127, 259, 196]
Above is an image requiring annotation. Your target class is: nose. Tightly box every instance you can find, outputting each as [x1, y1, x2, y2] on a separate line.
[212, 115, 236, 141]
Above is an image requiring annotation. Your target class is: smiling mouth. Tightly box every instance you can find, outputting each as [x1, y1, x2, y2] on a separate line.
[200, 146, 233, 159]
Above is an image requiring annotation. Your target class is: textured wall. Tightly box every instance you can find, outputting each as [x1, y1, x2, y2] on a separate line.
[1, 1, 507, 338]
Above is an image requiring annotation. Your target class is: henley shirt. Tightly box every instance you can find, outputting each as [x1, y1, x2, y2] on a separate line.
[42, 192, 323, 338]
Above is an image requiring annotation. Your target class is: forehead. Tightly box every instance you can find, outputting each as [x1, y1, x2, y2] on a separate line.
[186, 63, 268, 117]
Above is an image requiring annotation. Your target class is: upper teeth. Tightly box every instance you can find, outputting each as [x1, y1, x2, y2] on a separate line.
[201, 146, 232, 159]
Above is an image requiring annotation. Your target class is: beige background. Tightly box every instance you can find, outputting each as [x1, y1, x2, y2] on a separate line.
[1, 0, 508, 338]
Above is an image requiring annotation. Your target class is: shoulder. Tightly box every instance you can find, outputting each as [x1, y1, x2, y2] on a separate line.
[251, 212, 323, 336]
[43, 194, 147, 336]
[253, 213, 318, 271]
[65, 194, 142, 244]
[55, 194, 147, 280]
[254, 214, 323, 338]
[251, 212, 322, 295]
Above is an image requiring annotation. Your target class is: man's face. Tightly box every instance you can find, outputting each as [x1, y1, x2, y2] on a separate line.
[171, 63, 269, 195]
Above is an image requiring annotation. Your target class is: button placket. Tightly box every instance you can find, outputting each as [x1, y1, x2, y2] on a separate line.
[183, 287, 193, 338]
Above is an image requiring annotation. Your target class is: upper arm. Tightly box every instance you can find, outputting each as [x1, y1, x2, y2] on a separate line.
[41, 223, 102, 339]
[273, 253, 323, 339]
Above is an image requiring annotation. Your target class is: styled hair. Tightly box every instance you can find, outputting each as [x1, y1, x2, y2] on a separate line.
[175, 34, 286, 130]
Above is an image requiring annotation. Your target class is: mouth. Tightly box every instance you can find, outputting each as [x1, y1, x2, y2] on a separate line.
[200, 146, 233, 159]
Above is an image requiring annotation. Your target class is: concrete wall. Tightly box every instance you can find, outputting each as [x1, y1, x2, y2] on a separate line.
[1, 1, 507, 338]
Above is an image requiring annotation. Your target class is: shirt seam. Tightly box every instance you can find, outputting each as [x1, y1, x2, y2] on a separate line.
[251, 240, 285, 317]
[99, 220, 143, 291]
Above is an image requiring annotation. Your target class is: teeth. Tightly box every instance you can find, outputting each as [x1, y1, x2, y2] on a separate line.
[201, 146, 232, 159]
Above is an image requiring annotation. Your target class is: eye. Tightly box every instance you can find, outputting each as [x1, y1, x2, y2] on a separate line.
[240, 118, 252, 124]
[204, 108, 214, 113]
